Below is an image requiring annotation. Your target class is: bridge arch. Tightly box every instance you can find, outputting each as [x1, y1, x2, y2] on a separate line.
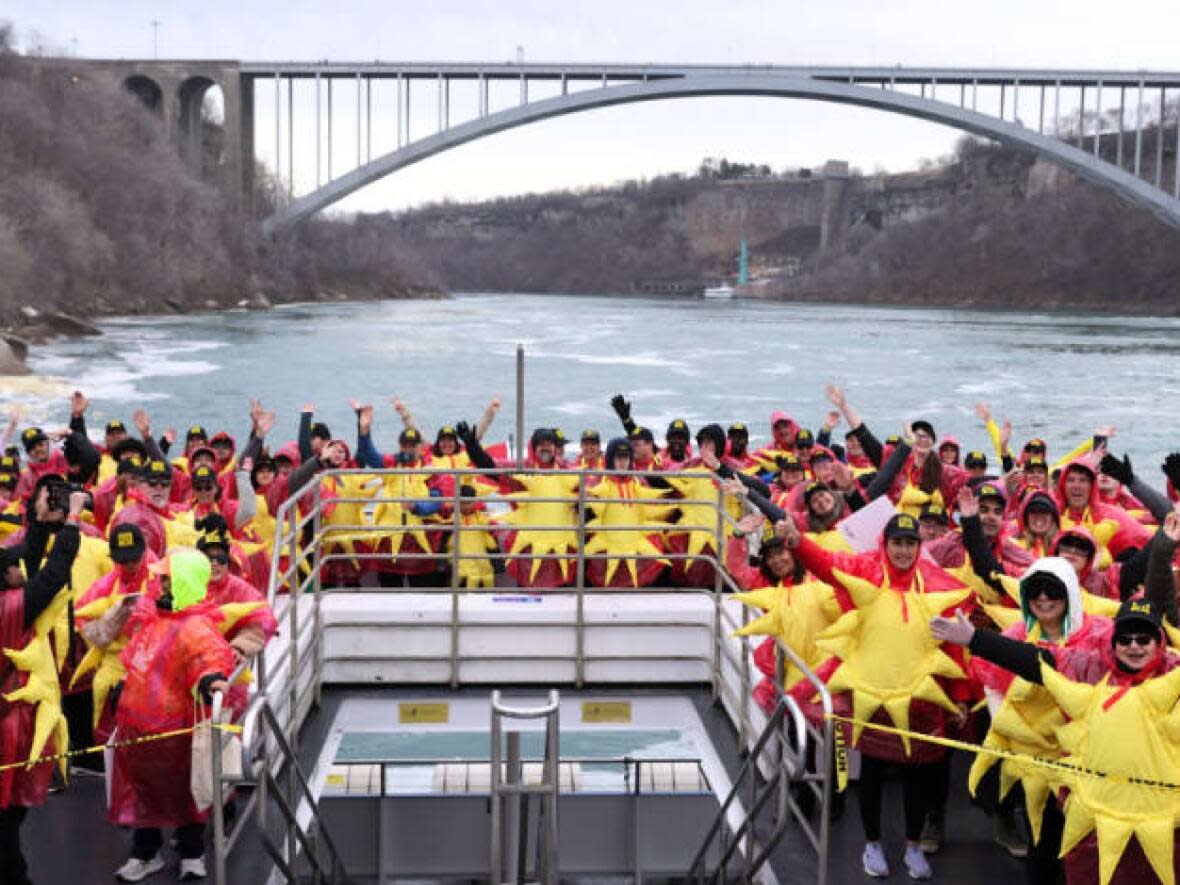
[123, 74, 163, 114]
[262, 74, 1180, 235]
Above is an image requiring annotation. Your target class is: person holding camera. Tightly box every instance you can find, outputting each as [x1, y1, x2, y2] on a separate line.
[0, 483, 84, 885]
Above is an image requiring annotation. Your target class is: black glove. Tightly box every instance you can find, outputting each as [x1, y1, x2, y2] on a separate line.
[455, 420, 475, 445]
[610, 394, 631, 422]
[1099, 453, 1133, 486]
[1163, 452, 1180, 488]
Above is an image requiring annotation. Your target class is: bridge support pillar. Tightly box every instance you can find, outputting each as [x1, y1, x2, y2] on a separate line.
[820, 160, 852, 250]
[218, 72, 251, 211]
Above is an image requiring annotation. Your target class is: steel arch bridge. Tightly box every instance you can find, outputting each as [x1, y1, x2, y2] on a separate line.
[233, 63, 1180, 235]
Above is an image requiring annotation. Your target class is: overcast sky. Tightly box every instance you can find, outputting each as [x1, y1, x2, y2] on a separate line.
[8, 0, 1179, 212]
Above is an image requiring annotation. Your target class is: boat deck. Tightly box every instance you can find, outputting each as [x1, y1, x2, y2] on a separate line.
[27, 685, 1022, 885]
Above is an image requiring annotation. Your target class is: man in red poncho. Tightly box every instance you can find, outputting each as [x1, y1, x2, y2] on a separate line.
[109, 550, 234, 883]
[13, 427, 69, 504]
[0, 486, 82, 885]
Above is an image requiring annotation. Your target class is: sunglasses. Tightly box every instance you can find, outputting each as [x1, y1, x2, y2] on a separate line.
[205, 551, 230, 565]
[1027, 586, 1066, 602]
[145, 479, 171, 488]
[192, 484, 216, 492]
[1114, 633, 1156, 647]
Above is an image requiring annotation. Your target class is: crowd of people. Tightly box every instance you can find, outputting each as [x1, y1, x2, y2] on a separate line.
[0, 383, 1178, 884]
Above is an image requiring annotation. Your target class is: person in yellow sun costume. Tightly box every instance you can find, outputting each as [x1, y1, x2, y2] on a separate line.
[0, 486, 82, 885]
[459, 423, 580, 589]
[782, 511, 974, 881]
[935, 594, 1180, 885]
[966, 558, 1115, 882]
[583, 437, 677, 588]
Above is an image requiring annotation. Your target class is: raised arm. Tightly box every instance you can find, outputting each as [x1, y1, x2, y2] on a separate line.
[297, 404, 315, 462]
[609, 393, 639, 437]
[931, 609, 1055, 684]
[474, 396, 501, 441]
[1101, 453, 1173, 523]
[391, 397, 421, 434]
[958, 488, 1005, 593]
[22, 491, 84, 627]
[132, 409, 166, 462]
[827, 384, 882, 466]
[1145, 512, 1180, 626]
[68, 390, 89, 437]
[863, 438, 911, 501]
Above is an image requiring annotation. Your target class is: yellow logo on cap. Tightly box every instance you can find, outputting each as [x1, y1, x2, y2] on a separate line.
[1131, 601, 1152, 614]
[116, 530, 135, 548]
[898, 516, 916, 529]
[189, 426, 203, 434]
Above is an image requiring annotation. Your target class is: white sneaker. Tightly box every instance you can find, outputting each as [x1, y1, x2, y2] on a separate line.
[862, 841, 890, 878]
[905, 844, 933, 880]
[178, 857, 207, 880]
[115, 853, 166, 882]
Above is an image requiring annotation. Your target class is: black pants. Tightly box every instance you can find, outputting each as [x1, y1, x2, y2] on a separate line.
[132, 822, 205, 861]
[857, 755, 943, 842]
[1026, 795, 1065, 885]
[0, 806, 31, 885]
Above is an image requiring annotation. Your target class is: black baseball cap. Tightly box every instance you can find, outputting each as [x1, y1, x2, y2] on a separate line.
[666, 419, 690, 439]
[140, 459, 172, 483]
[629, 426, 655, 444]
[976, 482, 1006, 504]
[399, 428, 422, 445]
[530, 427, 558, 448]
[727, 423, 749, 437]
[196, 523, 232, 552]
[964, 450, 988, 468]
[109, 524, 145, 564]
[910, 420, 936, 441]
[794, 429, 815, 447]
[186, 424, 208, 441]
[553, 428, 568, 446]
[310, 422, 331, 441]
[1024, 491, 1059, 517]
[1023, 438, 1047, 453]
[1113, 598, 1163, 635]
[919, 503, 949, 525]
[105, 420, 127, 435]
[580, 429, 600, 443]
[884, 434, 902, 446]
[776, 454, 803, 472]
[803, 481, 830, 504]
[20, 427, 48, 452]
[1024, 455, 1049, 472]
[112, 437, 149, 462]
[884, 513, 922, 542]
[191, 465, 217, 488]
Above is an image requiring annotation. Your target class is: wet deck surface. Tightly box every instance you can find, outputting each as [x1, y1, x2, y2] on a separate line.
[25, 686, 1025, 884]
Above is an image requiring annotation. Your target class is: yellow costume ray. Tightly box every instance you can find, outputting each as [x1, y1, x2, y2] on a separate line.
[372, 471, 435, 559]
[664, 469, 724, 556]
[818, 568, 970, 754]
[494, 474, 579, 582]
[583, 478, 674, 585]
[1039, 662, 1180, 885]
[733, 580, 842, 689]
[3, 585, 73, 776]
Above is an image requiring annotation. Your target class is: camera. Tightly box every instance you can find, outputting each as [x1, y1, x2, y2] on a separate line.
[45, 481, 87, 515]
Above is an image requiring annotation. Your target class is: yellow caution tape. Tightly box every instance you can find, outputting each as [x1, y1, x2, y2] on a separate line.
[0, 722, 243, 774]
[832, 724, 849, 793]
[826, 713, 1180, 793]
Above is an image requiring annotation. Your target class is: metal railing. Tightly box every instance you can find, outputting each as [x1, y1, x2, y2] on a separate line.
[218, 462, 832, 884]
[490, 691, 560, 885]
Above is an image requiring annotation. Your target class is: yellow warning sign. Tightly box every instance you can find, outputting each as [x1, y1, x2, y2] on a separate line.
[581, 701, 632, 724]
[398, 702, 450, 724]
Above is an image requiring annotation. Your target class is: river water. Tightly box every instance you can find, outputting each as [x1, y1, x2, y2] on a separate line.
[10, 294, 1180, 470]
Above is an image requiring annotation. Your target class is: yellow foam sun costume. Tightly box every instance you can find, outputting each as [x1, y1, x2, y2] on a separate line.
[447, 509, 499, 589]
[897, 484, 944, 519]
[321, 473, 379, 569]
[495, 474, 580, 583]
[819, 569, 970, 753]
[583, 478, 674, 585]
[372, 470, 436, 561]
[967, 573, 1123, 840]
[1040, 661, 1180, 885]
[665, 468, 726, 548]
[733, 581, 842, 689]
[3, 585, 73, 776]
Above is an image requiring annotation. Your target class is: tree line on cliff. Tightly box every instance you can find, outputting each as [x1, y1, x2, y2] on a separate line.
[0, 26, 429, 326]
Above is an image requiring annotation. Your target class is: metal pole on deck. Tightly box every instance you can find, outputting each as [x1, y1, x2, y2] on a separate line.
[515, 345, 525, 464]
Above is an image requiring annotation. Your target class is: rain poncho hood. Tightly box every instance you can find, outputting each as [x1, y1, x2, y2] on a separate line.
[168, 550, 211, 612]
[1018, 556, 1083, 640]
[768, 410, 800, 447]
